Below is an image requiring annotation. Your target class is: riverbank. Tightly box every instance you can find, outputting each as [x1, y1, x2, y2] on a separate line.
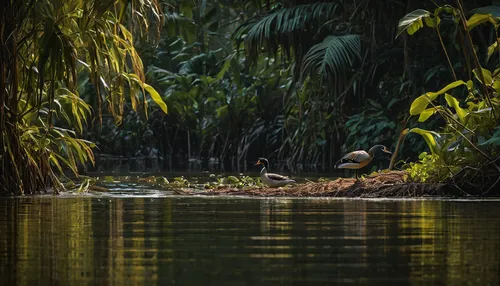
[176, 171, 452, 198]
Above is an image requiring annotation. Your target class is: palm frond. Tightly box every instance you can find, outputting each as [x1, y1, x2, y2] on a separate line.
[300, 34, 361, 95]
[235, 2, 339, 62]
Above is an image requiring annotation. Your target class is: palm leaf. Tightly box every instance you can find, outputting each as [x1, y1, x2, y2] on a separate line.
[300, 35, 361, 94]
[235, 3, 338, 62]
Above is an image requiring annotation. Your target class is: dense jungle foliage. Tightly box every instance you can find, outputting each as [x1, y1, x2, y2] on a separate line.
[1, 0, 500, 195]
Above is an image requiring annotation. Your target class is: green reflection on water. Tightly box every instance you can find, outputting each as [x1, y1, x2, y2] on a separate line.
[0, 198, 499, 285]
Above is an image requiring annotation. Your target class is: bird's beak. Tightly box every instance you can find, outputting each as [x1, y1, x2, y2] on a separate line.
[255, 160, 261, 166]
[383, 149, 392, 155]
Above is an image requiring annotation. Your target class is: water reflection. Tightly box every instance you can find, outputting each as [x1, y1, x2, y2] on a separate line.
[0, 198, 499, 285]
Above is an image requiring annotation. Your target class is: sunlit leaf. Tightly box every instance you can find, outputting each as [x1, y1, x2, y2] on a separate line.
[410, 80, 467, 115]
[418, 106, 442, 122]
[473, 68, 493, 86]
[397, 9, 432, 37]
[444, 94, 468, 123]
[466, 13, 496, 31]
[144, 83, 168, 114]
[409, 128, 442, 156]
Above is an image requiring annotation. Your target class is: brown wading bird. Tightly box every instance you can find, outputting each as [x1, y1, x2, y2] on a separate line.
[336, 145, 392, 180]
[255, 158, 296, 187]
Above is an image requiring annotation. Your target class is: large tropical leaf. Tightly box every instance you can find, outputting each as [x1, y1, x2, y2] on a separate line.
[300, 35, 361, 93]
[409, 128, 442, 156]
[409, 80, 468, 115]
[397, 9, 436, 37]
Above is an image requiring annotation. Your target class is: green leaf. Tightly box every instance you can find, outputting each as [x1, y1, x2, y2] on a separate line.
[397, 9, 432, 37]
[424, 15, 441, 28]
[409, 80, 467, 115]
[144, 83, 168, 114]
[480, 128, 500, 146]
[409, 128, 442, 156]
[487, 40, 500, 63]
[216, 54, 233, 81]
[444, 94, 468, 123]
[466, 13, 496, 31]
[226, 176, 240, 184]
[473, 68, 493, 86]
[300, 35, 361, 87]
[418, 106, 442, 122]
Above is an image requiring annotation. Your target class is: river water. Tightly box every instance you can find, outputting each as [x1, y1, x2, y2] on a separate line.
[1, 193, 499, 285]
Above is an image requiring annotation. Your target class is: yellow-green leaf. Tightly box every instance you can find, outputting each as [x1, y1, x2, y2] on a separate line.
[410, 94, 436, 116]
[409, 128, 441, 156]
[424, 16, 441, 28]
[409, 80, 467, 115]
[466, 13, 496, 31]
[397, 9, 431, 38]
[144, 83, 168, 114]
[473, 68, 493, 86]
[444, 94, 468, 123]
[418, 106, 442, 122]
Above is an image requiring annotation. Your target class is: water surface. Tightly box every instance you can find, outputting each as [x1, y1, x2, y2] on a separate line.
[1, 195, 499, 285]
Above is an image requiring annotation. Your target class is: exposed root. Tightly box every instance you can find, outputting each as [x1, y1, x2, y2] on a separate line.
[180, 171, 450, 198]
[447, 162, 500, 196]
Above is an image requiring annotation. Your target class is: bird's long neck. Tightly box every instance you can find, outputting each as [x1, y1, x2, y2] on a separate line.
[368, 146, 378, 158]
[260, 166, 267, 176]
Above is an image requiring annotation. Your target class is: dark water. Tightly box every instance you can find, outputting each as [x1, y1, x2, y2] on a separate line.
[1, 195, 499, 285]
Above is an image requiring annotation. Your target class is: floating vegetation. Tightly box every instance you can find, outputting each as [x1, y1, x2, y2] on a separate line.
[63, 173, 267, 194]
[59, 169, 498, 198]
[178, 171, 449, 198]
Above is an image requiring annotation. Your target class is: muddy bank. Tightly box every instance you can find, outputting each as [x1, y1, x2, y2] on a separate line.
[175, 171, 453, 198]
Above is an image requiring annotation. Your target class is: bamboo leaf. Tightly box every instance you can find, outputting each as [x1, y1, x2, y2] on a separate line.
[144, 83, 168, 114]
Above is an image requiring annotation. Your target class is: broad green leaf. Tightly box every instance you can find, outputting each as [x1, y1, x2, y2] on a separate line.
[418, 106, 442, 122]
[409, 128, 441, 156]
[487, 40, 500, 62]
[466, 13, 496, 31]
[226, 176, 240, 184]
[409, 80, 467, 115]
[473, 68, 493, 86]
[424, 16, 441, 28]
[397, 9, 431, 37]
[444, 94, 468, 123]
[493, 80, 500, 95]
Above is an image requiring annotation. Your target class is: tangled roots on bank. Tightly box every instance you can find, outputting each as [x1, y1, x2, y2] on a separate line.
[178, 171, 449, 198]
